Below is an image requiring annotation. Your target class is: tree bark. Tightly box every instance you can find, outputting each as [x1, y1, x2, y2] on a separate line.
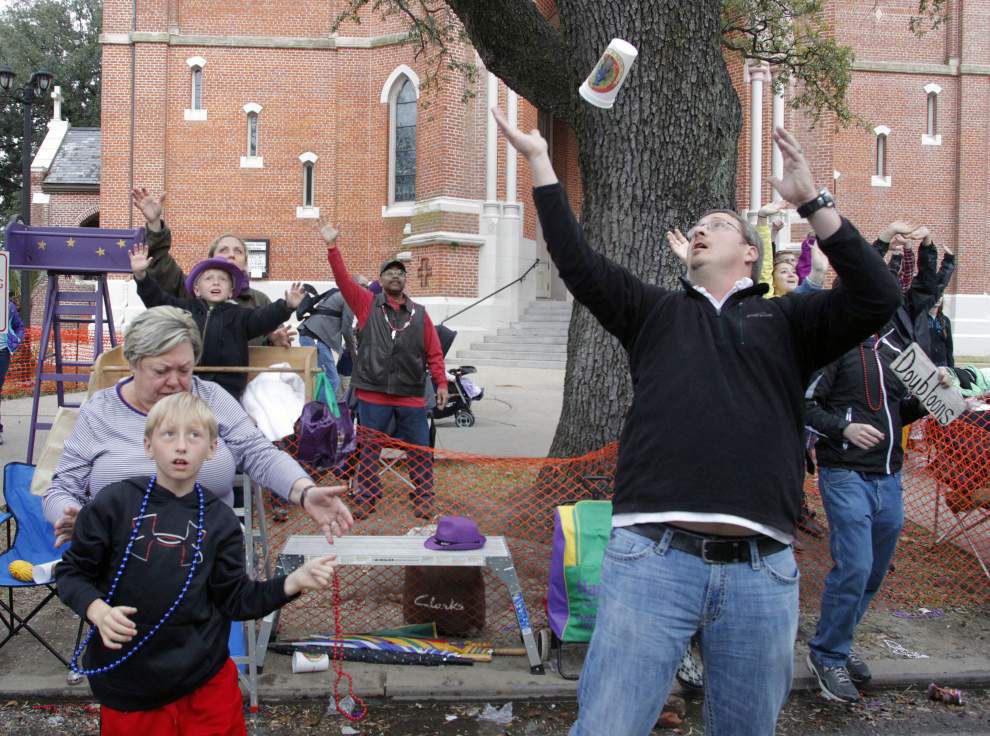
[451, 0, 742, 456]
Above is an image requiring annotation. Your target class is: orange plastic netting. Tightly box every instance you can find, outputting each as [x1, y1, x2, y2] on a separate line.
[3, 329, 986, 641]
[1, 326, 114, 398]
[262, 420, 988, 643]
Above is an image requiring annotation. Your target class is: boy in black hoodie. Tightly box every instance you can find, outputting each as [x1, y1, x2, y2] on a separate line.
[56, 392, 337, 735]
[128, 244, 306, 398]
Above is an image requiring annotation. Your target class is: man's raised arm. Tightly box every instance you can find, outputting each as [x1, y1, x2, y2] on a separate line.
[492, 107, 656, 348]
[767, 127, 901, 371]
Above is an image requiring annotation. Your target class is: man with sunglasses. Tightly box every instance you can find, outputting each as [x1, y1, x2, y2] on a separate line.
[319, 225, 447, 520]
[493, 108, 901, 736]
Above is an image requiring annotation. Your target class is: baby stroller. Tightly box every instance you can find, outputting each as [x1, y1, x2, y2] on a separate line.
[431, 324, 484, 429]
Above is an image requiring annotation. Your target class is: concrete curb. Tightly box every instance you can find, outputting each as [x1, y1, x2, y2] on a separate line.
[4, 655, 988, 704]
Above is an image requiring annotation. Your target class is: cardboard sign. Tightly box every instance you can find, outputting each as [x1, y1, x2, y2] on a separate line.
[890, 342, 966, 425]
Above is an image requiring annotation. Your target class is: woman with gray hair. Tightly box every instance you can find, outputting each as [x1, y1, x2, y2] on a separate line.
[44, 306, 353, 545]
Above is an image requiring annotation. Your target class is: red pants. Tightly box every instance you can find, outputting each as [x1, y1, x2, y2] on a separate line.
[100, 659, 245, 736]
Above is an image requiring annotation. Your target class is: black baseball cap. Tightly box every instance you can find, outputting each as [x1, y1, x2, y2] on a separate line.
[380, 258, 406, 275]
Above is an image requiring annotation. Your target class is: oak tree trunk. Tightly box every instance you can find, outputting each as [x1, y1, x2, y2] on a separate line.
[449, 0, 742, 456]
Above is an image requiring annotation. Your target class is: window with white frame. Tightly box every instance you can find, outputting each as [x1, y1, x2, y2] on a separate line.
[393, 80, 417, 203]
[247, 113, 258, 156]
[380, 66, 420, 216]
[191, 68, 203, 110]
[240, 103, 263, 168]
[296, 152, 319, 218]
[923, 83, 942, 145]
[303, 162, 314, 206]
[872, 125, 891, 187]
[184, 56, 207, 121]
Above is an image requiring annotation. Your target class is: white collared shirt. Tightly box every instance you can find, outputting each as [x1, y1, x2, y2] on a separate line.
[691, 277, 754, 314]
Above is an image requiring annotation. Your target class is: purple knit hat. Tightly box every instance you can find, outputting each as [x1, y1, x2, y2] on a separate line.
[424, 515, 487, 551]
[185, 257, 248, 299]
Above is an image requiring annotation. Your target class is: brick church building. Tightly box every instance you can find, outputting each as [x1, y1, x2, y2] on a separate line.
[30, 0, 990, 357]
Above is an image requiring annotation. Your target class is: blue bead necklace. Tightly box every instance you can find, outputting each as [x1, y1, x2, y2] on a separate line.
[70, 474, 206, 677]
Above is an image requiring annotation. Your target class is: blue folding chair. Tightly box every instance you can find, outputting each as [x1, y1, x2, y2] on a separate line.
[0, 462, 74, 666]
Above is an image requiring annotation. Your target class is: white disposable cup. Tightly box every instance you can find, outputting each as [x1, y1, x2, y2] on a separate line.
[292, 651, 330, 673]
[32, 560, 59, 584]
[579, 38, 639, 109]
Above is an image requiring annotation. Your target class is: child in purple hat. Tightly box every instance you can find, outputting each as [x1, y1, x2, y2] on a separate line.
[129, 245, 306, 399]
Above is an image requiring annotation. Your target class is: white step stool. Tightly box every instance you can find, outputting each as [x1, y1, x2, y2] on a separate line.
[257, 534, 545, 675]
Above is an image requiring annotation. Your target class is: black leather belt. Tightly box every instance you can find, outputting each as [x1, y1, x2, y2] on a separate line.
[624, 523, 788, 565]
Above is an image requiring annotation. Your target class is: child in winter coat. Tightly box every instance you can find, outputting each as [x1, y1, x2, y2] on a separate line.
[129, 244, 304, 398]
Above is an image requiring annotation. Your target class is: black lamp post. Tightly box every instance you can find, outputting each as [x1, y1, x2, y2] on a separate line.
[0, 64, 55, 326]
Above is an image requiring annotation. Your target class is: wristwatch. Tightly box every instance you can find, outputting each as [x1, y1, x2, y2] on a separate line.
[796, 188, 836, 218]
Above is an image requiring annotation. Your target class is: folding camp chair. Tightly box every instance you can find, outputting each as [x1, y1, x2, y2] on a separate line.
[0, 462, 78, 666]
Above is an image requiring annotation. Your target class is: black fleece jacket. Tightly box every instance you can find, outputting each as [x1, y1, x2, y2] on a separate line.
[805, 334, 927, 475]
[136, 275, 291, 398]
[533, 183, 901, 537]
[56, 477, 294, 712]
[805, 243, 941, 475]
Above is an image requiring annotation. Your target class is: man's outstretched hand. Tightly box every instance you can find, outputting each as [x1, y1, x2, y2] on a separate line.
[491, 107, 558, 187]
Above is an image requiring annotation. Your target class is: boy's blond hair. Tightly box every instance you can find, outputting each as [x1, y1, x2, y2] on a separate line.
[145, 393, 218, 442]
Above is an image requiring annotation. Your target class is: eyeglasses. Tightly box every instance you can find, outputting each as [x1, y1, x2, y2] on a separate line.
[686, 219, 742, 241]
[382, 269, 406, 278]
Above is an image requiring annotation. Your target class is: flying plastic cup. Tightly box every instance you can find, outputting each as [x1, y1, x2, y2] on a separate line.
[579, 38, 639, 109]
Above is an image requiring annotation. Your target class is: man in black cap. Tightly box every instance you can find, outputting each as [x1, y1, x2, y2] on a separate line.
[319, 225, 447, 520]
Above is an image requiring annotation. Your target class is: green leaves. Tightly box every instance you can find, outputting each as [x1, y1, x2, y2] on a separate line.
[0, 0, 101, 225]
[720, 0, 946, 127]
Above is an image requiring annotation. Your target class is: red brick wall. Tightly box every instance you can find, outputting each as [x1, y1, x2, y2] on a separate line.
[35, 192, 101, 228]
[100, 3, 492, 298]
[96, 0, 989, 300]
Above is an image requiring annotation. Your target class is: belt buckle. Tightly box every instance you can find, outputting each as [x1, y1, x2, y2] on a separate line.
[700, 539, 726, 564]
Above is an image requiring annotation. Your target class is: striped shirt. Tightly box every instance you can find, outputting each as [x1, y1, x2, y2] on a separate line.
[42, 377, 310, 525]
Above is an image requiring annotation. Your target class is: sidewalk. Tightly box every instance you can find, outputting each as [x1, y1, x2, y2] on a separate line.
[0, 367, 988, 706]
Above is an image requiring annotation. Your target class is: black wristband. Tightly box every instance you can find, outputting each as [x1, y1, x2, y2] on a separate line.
[298, 484, 315, 509]
[796, 188, 835, 219]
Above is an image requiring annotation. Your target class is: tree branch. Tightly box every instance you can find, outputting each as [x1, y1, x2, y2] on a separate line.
[443, 0, 577, 122]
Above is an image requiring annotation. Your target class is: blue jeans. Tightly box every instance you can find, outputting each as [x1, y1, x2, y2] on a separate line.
[571, 527, 799, 736]
[810, 467, 903, 668]
[299, 335, 340, 394]
[356, 400, 433, 505]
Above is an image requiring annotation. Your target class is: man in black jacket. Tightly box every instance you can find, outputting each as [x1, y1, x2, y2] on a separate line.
[804, 238, 950, 703]
[494, 108, 900, 736]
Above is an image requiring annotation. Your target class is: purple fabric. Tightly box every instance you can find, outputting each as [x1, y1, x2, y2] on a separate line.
[796, 235, 816, 284]
[547, 506, 568, 638]
[296, 400, 356, 471]
[296, 401, 338, 469]
[424, 515, 486, 551]
[184, 257, 249, 298]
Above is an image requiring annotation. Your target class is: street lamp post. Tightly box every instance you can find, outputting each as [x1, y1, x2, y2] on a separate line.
[0, 64, 55, 326]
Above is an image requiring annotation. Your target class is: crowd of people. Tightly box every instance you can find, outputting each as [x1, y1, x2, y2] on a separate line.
[33, 106, 972, 735]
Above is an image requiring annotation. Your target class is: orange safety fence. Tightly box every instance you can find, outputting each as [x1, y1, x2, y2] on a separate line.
[1, 326, 115, 398]
[260, 419, 988, 644]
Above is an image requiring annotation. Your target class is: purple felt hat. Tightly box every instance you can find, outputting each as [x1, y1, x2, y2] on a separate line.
[424, 515, 487, 551]
[185, 257, 248, 299]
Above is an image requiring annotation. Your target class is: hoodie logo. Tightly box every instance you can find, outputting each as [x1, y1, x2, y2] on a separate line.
[129, 514, 206, 566]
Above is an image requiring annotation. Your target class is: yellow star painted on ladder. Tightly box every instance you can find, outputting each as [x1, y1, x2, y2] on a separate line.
[66, 238, 76, 247]
[96, 247, 106, 257]
[37, 241, 46, 250]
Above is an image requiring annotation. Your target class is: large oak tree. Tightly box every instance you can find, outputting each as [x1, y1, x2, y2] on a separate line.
[339, 0, 944, 456]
